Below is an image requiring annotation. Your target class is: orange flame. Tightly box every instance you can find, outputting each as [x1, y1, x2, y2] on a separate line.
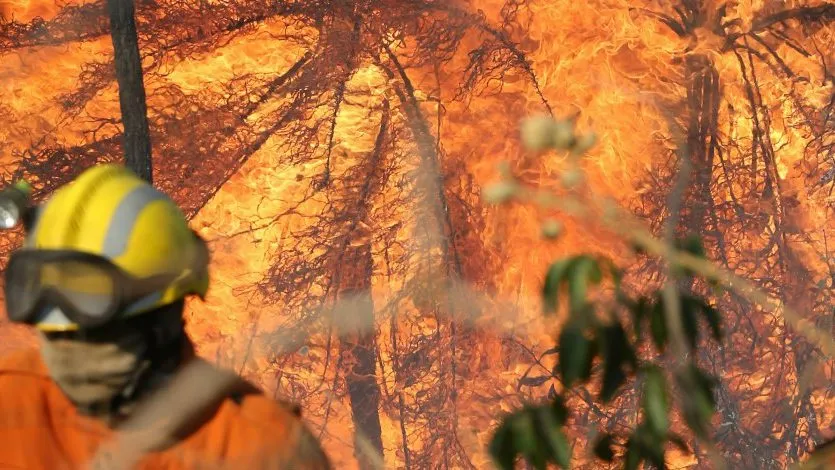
[1, 0, 834, 468]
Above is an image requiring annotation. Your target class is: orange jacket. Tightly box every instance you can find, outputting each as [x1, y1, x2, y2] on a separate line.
[0, 346, 330, 470]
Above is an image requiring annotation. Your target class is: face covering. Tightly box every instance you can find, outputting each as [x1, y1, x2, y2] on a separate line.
[38, 311, 151, 419]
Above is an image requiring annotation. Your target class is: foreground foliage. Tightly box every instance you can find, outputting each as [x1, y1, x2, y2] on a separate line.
[488, 246, 721, 469]
[486, 115, 835, 469]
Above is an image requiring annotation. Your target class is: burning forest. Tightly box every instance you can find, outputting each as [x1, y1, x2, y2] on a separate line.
[0, 0, 834, 468]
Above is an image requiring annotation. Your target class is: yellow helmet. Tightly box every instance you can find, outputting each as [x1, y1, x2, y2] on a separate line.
[13, 164, 209, 331]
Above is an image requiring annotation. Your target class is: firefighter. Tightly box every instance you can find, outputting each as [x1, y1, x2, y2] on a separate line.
[0, 164, 331, 469]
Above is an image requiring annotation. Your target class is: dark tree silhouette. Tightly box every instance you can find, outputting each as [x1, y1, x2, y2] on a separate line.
[107, 0, 152, 181]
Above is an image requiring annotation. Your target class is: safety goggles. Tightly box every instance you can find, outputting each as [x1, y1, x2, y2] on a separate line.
[4, 250, 185, 329]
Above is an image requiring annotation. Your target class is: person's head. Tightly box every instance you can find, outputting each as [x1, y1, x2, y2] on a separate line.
[3, 164, 209, 417]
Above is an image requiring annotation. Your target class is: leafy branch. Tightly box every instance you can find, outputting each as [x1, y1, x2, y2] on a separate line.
[484, 115, 834, 468]
[485, 116, 835, 358]
[489, 248, 721, 468]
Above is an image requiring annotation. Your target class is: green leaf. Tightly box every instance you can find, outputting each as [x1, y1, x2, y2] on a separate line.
[673, 235, 707, 278]
[808, 438, 835, 467]
[643, 439, 666, 470]
[547, 430, 571, 469]
[534, 408, 571, 469]
[692, 366, 718, 406]
[650, 299, 668, 352]
[488, 418, 517, 469]
[619, 324, 638, 369]
[543, 258, 573, 313]
[558, 327, 593, 388]
[630, 296, 652, 341]
[490, 400, 573, 470]
[593, 433, 615, 461]
[624, 437, 642, 470]
[598, 321, 636, 402]
[632, 426, 666, 470]
[677, 365, 717, 439]
[551, 394, 569, 425]
[567, 255, 602, 319]
[678, 234, 706, 258]
[581, 339, 599, 382]
[694, 298, 722, 340]
[512, 412, 537, 456]
[599, 257, 623, 291]
[643, 366, 669, 437]
[653, 294, 721, 351]
[601, 359, 627, 403]
[680, 297, 699, 350]
[489, 399, 575, 470]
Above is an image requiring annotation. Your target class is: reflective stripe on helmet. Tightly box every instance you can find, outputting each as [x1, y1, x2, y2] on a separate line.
[102, 185, 168, 258]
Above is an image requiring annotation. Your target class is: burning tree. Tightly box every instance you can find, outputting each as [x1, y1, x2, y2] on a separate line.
[628, 1, 835, 467]
[512, 1, 835, 468]
[0, 0, 551, 467]
[484, 0, 835, 468]
[1, 0, 833, 468]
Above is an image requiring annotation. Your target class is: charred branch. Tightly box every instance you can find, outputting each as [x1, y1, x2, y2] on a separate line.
[678, 54, 721, 241]
[0, 0, 307, 54]
[750, 4, 835, 34]
[457, 22, 552, 114]
[9, 50, 313, 217]
[0, 1, 107, 51]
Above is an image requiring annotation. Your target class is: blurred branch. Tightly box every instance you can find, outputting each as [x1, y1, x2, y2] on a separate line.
[495, 117, 835, 358]
[524, 184, 835, 358]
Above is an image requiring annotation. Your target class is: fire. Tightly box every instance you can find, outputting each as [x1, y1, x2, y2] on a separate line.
[1, 0, 834, 468]
[0, 0, 58, 20]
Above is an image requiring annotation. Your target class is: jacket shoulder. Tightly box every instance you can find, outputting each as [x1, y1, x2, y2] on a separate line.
[211, 385, 331, 468]
[220, 386, 307, 439]
[232, 387, 302, 421]
[0, 348, 48, 378]
[0, 349, 52, 419]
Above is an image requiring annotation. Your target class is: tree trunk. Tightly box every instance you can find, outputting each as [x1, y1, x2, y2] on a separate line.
[674, 53, 727, 464]
[334, 103, 390, 469]
[677, 54, 720, 250]
[380, 49, 478, 469]
[338, 242, 385, 468]
[107, 0, 153, 182]
[738, 45, 819, 460]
